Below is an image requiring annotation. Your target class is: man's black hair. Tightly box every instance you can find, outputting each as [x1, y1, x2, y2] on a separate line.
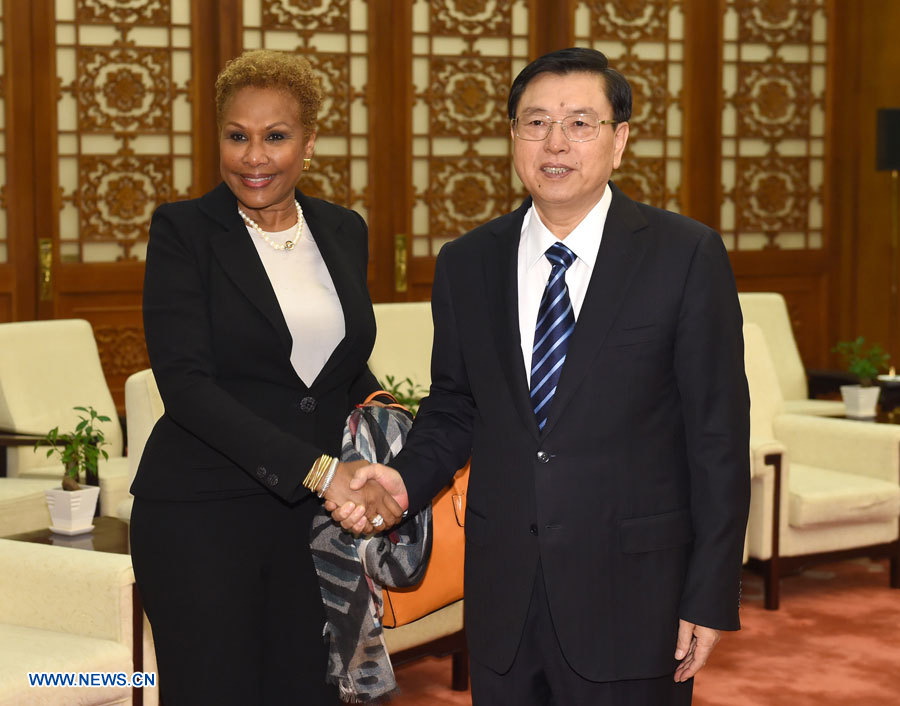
[507, 47, 632, 124]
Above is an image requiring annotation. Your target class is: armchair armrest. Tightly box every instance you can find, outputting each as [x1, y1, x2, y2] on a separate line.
[749, 437, 786, 479]
[772, 414, 900, 483]
[0, 539, 134, 644]
[746, 438, 784, 567]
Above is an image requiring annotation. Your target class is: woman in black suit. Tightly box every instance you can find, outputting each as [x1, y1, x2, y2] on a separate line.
[130, 50, 404, 705]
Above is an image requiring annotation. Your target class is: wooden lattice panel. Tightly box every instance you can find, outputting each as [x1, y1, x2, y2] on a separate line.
[242, 0, 370, 223]
[55, 0, 193, 263]
[574, 0, 685, 213]
[410, 0, 529, 258]
[720, 0, 827, 251]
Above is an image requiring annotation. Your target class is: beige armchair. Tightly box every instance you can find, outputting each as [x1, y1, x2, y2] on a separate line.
[0, 539, 142, 705]
[743, 323, 900, 609]
[0, 320, 130, 515]
[738, 292, 846, 416]
[116, 369, 165, 522]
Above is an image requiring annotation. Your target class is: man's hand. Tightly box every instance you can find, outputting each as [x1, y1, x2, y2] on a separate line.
[324, 463, 408, 535]
[673, 619, 720, 682]
[321, 460, 406, 535]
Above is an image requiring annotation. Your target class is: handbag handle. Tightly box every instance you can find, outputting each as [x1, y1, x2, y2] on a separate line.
[450, 462, 469, 527]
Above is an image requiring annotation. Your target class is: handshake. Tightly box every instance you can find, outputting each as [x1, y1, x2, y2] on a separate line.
[321, 460, 410, 535]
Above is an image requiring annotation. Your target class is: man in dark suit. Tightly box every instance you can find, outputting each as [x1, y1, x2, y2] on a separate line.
[333, 48, 750, 705]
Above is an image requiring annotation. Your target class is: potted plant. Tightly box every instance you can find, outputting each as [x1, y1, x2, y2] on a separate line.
[831, 337, 890, 418]
[383, 374, 429, 416]
[34, 405, 111, 534]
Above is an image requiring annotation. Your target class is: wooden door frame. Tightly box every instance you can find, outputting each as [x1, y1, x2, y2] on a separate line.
[2, 0, 37, 321]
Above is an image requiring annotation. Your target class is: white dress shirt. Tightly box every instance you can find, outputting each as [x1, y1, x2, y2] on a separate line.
[247, 221, 345, 387]
[517, 185, 612, 384]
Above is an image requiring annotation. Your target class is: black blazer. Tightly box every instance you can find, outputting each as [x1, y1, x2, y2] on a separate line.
[393, 183, 751, 681]
[132, 183, 380, 503]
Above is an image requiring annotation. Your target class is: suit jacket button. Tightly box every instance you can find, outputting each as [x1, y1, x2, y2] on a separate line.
[536, 451, 550, 463]
[299, 396, 317, 413]
[256, 466, 267, 478]
[267, 473, 279, 487]
[529, 524, 539, 536]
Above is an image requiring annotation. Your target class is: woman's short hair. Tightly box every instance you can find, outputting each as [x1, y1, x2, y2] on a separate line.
[215, 49, 322, 133]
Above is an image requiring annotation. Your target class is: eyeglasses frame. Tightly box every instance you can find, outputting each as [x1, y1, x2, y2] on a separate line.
[511, 114, 620, 142]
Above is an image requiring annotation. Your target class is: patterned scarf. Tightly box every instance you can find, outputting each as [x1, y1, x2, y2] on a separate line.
[310, 405, 433, 702]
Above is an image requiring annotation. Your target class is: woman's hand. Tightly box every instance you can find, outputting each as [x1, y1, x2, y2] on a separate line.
[322, 460, 407, 534]
[325, 463, 409, 534]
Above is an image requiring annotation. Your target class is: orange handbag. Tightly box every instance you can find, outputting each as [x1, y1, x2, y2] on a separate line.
[382, 462, 469, 628]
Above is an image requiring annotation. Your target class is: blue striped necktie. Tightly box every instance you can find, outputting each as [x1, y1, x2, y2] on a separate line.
[530, 242, 576, 431]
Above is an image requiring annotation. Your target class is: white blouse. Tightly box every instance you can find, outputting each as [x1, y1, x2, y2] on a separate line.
[245, 221, 345, 387]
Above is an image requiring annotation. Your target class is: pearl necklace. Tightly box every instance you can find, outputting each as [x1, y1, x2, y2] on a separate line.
[238, 200, 304, 251]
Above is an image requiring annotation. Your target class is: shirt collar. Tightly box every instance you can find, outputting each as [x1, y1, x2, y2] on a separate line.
[522, 184, 612, 271]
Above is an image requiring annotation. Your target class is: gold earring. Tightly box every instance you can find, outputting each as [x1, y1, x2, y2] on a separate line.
[303, 158, 311, 171]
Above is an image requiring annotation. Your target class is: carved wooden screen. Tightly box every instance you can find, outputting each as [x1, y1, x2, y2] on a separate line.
[54, 0, 193, 263]
[720, 0, 827, 251]
[38, 0, 196, 404]
[407, 0, 530, 290]
[241, 0, 370, 224]
[573, 0, 684, 213]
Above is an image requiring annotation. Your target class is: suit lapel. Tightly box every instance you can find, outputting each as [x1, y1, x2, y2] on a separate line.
[484, 199, 541, 441]
[203, 183, 295, 357]
[541, 183, 649, 437]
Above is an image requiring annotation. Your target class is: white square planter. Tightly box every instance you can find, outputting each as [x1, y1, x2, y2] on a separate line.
[840, 384, 881, 419]
[45, 486, 100, 535]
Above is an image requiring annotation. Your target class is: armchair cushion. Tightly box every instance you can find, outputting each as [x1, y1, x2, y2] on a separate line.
[739, 293, 846, 416]
[738, 293, 808, 400]
[743, 324, 784, 439]
[788, 464, 900, 527]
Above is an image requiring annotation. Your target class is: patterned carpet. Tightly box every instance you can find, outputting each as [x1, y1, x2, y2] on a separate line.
[391, 560, 900, 705]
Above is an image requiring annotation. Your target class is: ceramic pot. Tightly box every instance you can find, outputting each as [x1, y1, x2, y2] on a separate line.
[840, 384, 881, 418]
[45, 485, 100, 535]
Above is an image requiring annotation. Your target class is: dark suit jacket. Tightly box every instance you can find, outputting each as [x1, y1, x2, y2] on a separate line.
[132, 182, 380, 503]
[392, 183, 750, 681]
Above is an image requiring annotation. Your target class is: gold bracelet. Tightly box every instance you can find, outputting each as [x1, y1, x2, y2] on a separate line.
[309, 457, 330, 491]
[303, 454, 334, 492]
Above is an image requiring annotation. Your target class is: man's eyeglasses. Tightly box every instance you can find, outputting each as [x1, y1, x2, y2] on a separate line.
[512, 113, 618, 142]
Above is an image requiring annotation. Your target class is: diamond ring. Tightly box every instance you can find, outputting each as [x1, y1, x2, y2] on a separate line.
[371, 514, 384, 528]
